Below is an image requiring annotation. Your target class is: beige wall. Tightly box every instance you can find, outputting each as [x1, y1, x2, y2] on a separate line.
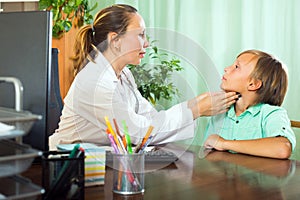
[0, 2, 38, 12]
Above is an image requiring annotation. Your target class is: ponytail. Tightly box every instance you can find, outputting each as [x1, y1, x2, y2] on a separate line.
[71, 25, 98, 75]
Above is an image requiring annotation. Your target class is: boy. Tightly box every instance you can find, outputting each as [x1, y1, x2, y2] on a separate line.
[203, 50, 296, 159]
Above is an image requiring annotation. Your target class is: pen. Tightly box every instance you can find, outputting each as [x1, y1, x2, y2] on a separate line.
[105, 116, 123, 153]
[107, 128, 126, 153]
[113, 118, 122, 137]
[122, 120, 133, 154]
[140, 125, 154, 148]
[69, 143, 81, 158]
[60, 144, 80, 176]
[106, 126, 122, 189]
[134, 126, 153, 153]
[139, 135, 153, 153]
[117, 162, 123, 190]
[125, 134, 132, 154]
[75, 147, 85, 158]
[117, 134, 127, 153]
[108, 133, 120, 154]
[112, 119, 127, 153]
[134, 140, 143, 153]
[122, 135, 127, 150]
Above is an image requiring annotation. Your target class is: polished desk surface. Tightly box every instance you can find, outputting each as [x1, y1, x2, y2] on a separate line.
[85, 144, 300, 200]
[25, 144, 300, 200]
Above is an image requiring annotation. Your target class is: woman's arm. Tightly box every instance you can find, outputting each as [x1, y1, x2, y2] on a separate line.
[204, 134, 292, 159]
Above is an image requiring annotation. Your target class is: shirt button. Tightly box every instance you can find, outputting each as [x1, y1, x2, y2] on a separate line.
[236, 120, 239, 124]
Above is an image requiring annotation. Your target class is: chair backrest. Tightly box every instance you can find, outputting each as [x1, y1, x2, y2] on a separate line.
[47, 48, 63, 139]
[291, 120, 300, 128]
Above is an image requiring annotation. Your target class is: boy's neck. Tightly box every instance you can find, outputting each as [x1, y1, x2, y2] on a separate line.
[234, 93, 258, 116]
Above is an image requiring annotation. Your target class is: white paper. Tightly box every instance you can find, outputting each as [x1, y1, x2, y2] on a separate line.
[0, 122, 15, 133]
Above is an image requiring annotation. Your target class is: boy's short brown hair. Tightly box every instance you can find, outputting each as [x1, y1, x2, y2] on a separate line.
[238, 50, 288, 106]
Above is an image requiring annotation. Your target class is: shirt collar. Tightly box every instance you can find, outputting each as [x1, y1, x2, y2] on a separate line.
[227, 103, 262, 119]
[94, 50, 119, 82]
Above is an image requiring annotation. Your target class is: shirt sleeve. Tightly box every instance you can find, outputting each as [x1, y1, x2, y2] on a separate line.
[92, 67, 195, 145]
[263, 107, 296, 151]
[121, 69, 195, 144]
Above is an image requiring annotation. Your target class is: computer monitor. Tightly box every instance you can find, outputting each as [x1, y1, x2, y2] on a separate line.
[0, 11, 62, 151]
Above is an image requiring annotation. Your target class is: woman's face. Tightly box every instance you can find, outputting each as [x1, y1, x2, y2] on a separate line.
[221, 53, 258, 93]
[118, 13, 149, 66]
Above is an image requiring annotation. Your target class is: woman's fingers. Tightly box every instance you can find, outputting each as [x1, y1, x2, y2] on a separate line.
[207, 91, 238, 115]
[189, 91, 238, 118]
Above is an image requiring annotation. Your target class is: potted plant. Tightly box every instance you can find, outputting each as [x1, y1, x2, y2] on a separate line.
[39, 0, 97, 38]
[128, 39, 183, 107]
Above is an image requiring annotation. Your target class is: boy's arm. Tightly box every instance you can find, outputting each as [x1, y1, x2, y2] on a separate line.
[204, 134, 292, 159]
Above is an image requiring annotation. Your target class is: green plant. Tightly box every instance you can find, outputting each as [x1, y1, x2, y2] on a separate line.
[39, 0, 97, 38]
[128, 39, 183, 106]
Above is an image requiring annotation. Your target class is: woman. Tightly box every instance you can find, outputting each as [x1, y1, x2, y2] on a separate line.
[204, 50, 296, 159]
[49, 4, 238, 150]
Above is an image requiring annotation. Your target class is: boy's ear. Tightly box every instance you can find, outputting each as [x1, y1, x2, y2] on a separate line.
[248, 79, 262, 91]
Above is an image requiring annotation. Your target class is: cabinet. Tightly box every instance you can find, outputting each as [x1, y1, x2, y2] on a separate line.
[0, 140, 43, 199]
[0, 104, 44, 199]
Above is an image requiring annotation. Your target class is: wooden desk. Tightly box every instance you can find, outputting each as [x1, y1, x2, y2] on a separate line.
[24, 144, 300, 200]
[86, 144, 300, 200]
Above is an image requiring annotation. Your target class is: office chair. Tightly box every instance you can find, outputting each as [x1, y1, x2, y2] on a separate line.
[47, 48, 63, 139]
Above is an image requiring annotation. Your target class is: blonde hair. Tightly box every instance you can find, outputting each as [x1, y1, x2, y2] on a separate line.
[238, 50, 288, 106]
[71, 4, 137, 75]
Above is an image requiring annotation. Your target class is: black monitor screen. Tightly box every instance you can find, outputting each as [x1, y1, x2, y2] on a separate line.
[0, 11, 54, 151]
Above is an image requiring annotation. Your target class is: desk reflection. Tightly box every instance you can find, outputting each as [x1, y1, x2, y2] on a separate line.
[142, 145, 296, 200]
[205, 150, 295, 181]
[199, 150, 296, 200]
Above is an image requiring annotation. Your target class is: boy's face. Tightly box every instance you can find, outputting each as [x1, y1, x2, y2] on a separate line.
[221, 53, 258, 93]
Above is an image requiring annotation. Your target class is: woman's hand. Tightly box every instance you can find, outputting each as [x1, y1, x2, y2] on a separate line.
[188, 91, 238, 119]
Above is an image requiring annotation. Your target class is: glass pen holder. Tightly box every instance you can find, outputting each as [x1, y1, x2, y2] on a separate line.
[112, 153, 145, 195]
[42, 150, 85, 200]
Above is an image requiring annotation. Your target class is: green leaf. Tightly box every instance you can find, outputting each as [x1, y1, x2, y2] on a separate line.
[87, 2, 98, 12]
[39, 0, 97, 38]
[38, 0, 51, 10]
[128, 37, 183, 106]
[63, 6, 73, 14]
[62, 20, 72, 32]
[76, 0, 82, 7]
[152, 46, 158, 53]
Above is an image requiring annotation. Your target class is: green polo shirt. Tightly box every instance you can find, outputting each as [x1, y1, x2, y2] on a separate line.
[204, 103, 296, 150]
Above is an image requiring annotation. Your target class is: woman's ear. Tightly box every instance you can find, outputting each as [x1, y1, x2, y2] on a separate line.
[248, 79, 262, 91]
[107, 32, 121, 50]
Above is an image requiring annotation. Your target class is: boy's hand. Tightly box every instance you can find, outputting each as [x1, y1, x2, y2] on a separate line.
[204, 134, 226, 151]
